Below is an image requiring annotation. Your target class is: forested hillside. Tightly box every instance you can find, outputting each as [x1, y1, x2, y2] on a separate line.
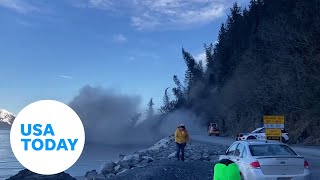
[160, 0, 320, 144]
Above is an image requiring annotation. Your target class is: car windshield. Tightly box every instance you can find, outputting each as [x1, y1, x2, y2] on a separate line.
[251, 128, 262, 133]
[249, 144, 297, 156]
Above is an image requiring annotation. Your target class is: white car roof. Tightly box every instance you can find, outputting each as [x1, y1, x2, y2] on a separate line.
[237, 140, 284, 146]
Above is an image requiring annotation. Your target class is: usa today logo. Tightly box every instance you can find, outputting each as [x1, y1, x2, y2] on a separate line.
[10, 100, 85, 175]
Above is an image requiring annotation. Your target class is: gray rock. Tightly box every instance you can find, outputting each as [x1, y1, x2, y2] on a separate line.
[119, 154, 125, 160]
[134, 161, 148, 168]
[118, 153, 141, 169]
[114, 160, 120, 165]
[117, 169, 128, 175]
[119, 160, 131, 169]
[93, 173, 106, 180]
[106, 174, 115, 178]
[141, 156, 154, 163]
[6, 169, 76, 180]
[85, 170, 98, 180]
[138, 150, 147, 157]
[114, 165, 121, 173]
[123, 154, 140, 162]
[167, 152, 176, 159]
[100, 161, 116, 175]
[93, 177, 106, 180]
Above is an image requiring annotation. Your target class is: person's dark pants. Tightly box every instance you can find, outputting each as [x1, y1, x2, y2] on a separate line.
[176, 142, 186, 161]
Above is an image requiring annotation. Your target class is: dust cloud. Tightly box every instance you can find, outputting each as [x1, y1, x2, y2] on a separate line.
[69, 85, 142, 145]
[69, 86, 205, 146]
[157, 109, 205, 136]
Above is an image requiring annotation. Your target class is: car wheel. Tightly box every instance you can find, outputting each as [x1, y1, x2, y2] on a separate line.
[247, 136, 256, 140]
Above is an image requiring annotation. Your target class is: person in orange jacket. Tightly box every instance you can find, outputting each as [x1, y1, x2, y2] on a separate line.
[174, 124, 190, 161]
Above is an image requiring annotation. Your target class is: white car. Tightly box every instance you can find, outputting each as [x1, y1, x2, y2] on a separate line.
[236, 127, 289, 143]
[219, 140, 311, 180]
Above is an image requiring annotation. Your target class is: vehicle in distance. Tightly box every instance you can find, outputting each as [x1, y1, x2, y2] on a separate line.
[208, 123, 220, 136]
[219, 140, 311, 180]
[236, 127, 289, 143]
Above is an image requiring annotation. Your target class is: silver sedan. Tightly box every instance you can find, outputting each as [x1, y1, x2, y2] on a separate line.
[219, 140, 312, 180]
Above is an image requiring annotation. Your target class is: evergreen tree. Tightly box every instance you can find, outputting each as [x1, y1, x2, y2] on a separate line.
[164, 0, 320, 143]
[182, 48, 196, 98]
[204, 43, 215, 86]
[159, 87, 173, 114]
[172, 75, 185, 108]
[182, 48, 205, 99]
[146, 98, 154, 119]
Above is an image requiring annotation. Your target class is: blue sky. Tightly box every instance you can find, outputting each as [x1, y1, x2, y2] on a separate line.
[0, 0, 249, 114]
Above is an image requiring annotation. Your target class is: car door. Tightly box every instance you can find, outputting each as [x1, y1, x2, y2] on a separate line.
[224, 143, 239, 161]
[257, 128, 266, 140]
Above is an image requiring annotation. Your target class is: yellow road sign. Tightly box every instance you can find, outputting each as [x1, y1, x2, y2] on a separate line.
[263, 116, 284, 124]
[266, 129, 282, 137]
[267, 136, 281, 141]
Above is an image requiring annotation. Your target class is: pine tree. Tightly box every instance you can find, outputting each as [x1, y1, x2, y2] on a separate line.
[146, 98, 154, 119]
[182, 48, 205, 100]
[159, 87, 173, 114]
[182, 48, 196, 98]
[172, 75, 185, 108]
[204, 43, 215, 86]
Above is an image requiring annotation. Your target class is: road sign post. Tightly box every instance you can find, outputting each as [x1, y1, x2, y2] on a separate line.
[263, 116, 284, 142]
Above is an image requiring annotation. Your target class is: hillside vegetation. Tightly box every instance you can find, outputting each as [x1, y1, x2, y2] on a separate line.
[159, 0, 320, 144]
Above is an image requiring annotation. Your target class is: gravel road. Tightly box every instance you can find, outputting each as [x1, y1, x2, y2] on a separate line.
[108, 159, 214, 180]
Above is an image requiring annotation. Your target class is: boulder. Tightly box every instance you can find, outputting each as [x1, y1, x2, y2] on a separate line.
[117, 169, 128, 175]
[123, 154, 140, 162]
[114, 160, 121, 165]
[93, 173, 106, 180]
[105, 174, 115, 178]
[114, 165, 121, 173]
[100, 161, 116, 175]
[137, 150, 147, 157]
[6, 169, 76, 180]
[119, 160, 131, 169]
[85, 170, 98, 180]
[134, 160, 148, 168]
[119, 153, 141, 169]
[118, 154, 125, 160]
[141, 156, 154, 163]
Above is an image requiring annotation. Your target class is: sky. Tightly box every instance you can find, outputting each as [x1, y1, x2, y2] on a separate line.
[0, 0, 249, 114]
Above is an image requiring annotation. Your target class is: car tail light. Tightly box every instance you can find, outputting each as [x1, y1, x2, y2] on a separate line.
[250, 161, 261, 168]
[304, 160, 309, 169]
